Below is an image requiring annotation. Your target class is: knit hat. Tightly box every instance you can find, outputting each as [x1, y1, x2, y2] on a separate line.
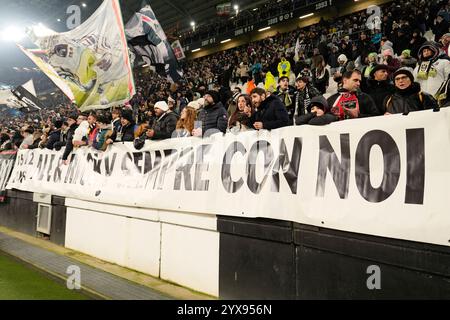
[53, 119, 63, 129]
[204, 90, 220, 104]
[369, 64, 389, 79]
[368, 52, 378, 60]
[383, 48, 394, 57]
[187, 100, 201, 110]
[393, 68, 415, 83]
[401, 49, 411, 58]
[310, 96, 329, 113]
[154, 101, 169, 112]
[337, 54, 348, 63]
[197, 98, 205, 108]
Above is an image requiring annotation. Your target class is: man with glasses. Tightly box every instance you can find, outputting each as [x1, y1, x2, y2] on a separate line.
[383, 68, 438, 115]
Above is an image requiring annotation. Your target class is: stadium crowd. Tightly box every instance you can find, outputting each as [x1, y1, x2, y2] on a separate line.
[1, 0, 449, 162]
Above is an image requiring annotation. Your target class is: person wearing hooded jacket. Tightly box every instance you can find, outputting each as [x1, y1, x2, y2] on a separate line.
[383, 68, 438, 114]
[295, 96, 337, 126]
[414, 41, 450, 98]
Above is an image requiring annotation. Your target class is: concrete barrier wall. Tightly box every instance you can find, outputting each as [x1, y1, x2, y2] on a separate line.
[1, 190, 449, 299]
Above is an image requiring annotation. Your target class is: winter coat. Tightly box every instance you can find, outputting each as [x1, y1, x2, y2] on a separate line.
[295, 96, 337, 126]
[121, 122, 136, 142]
[151, 112, 178, 140]
[264, 71, 277, 93]
[46, 129, 62, 150]
[62, 123, 78, 161]
[248, 95, 290, 130]
[197, 102, 228, 136]
[327, 89, 379, 119]
[383, 82, 438, 114]
[293, 84, 322, 118]
[415, 55, 450, 96]
[363, 79, 395, 115]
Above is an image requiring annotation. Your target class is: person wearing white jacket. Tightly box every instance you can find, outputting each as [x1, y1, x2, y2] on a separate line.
[414, 41, 450, 98]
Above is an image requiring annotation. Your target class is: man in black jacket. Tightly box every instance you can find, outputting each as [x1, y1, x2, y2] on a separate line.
[248, 87, 290, 130]
[327, 70, 379, 120]
[363, 64, 395, 115]
[46, 119, 63, 150]
[146, 101, 178, 140]
[62, 112, 84, 164]
[195, 90, 228, 137]
[383, 68, 438, 114]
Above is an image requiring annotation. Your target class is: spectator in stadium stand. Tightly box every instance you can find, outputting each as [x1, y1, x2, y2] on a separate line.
[361, 53, 379, 87]
[173, 105, 197, 138]
[227, 87, 242, 116]
[26, 130, 43, 150]
[228, 94, 254, 132]
[293, 75, 321, 126]
[295, 96, 337, 126]
[312, 55, 329, 94]
[432, 12, 450, 43]
[274, 76, 295, 119]
[263, 67, 277, 93]
[0, 133, 13, 152]
[409, 29, 427, 59]
[381, 48, 401, 77]
[19, 127, 34, 149]
[62, 112, 84, 163]
[111, 108, 122, 134]
[194, 90, 228, 137]
[392, 27, 411, 56]
[333, 54, 355, 88]
[358, 32, 377, 66]
[400, 49, 418, 69]
[415, 41, 450, 99]
[238, 62, 250, 85]
[93, 114, 113, 151]
[277, 56, 291, 79]
[248, 87, 290, 130]
[53, 121, 69, 151]
[328, 70, 379, 120]
[383, 68, 438, 115]
[45, 119, 63, 150]
[86, 112, 99, 147]
[118, 110, 137, 142]
[145, 101, 178, 140]
[363, 64, 395, 115]
[441, 33, 450, 56]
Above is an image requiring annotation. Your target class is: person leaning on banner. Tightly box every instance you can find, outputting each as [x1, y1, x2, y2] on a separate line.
[362, 64, 395, 115]
[46, 119, 64, 150]
[383, 68, 438, 115]
[118, 110, 136, 142]
[295, 96, 337, 126]
[193, 90, 228, 137]
[93, 114, 114, 151]
[327, 70, 379, 121]
[248, 87, 290, 130]
[145, 101, 178, 140]
[62, 112, 85, 164]
[111, 107, 122, 136]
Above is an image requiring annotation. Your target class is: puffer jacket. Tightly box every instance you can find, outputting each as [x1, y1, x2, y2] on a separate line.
[151, 112, 178, 140]
[383, 82, 438, 114]
[197, 102, 228, 136]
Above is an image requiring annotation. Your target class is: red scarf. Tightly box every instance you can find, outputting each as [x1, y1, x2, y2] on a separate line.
[331, 91, 360, 120]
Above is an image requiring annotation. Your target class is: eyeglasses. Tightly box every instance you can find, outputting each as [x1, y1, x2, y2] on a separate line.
[395, 76, 410, 81]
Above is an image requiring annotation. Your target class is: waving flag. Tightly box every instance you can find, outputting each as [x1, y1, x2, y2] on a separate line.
[125, 4, 183, 83]
[26, 0, 135, 111]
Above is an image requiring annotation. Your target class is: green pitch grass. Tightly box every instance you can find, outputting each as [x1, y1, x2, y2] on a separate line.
[0, 252, 89, 300]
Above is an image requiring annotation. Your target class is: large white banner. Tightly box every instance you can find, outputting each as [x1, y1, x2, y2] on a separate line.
[7, 109, 450, 247]
[26, 0, 135, 111]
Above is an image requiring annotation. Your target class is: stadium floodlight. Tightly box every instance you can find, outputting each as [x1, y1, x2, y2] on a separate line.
[300, 13, 314, 19]
[220, 39, 231, 44]
[0, 26, 26, 42]
[82, 3, 87, 7]
[57, 18, 61, 22]
[190, 21, 195, 26]
[258, 26, 271, 32]
[192, 48, 200, 52]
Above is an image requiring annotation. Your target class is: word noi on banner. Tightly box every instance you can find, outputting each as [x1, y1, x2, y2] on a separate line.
[9, 128, 425, 205]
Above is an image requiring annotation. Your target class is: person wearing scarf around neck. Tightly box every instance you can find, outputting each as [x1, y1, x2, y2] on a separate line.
[383, 68, 438, 115]
[293, 75, 321, 126]
[414, 41, 450, 101]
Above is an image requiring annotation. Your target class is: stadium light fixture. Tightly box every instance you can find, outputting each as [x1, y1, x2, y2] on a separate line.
[192, 48, 200, 52]
[82, 3, 87, 7]
[233, 5, 239, 10]
[253, 8, 258, 11]
[0, 26, 26, 42]
[258, 26, 271, 32]
[300, 13, 314, 19]
[220, 39, 231, 44]
[57, 18, 61, 22]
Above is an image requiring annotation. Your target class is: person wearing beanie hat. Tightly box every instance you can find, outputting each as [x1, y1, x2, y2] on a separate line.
[292, 75, 321, 125]
[400, 49, 417, 69]
[145, 100, 178, 140]
[333, 54, 355, 89]
[414, 41, 450, 103]
[295, 95, 337, 126]
[195, 90, 228, 137]
[383, 68, 438, 115]
[45, 119, 64, 150]
[362, 64, 395, 115]
[116, 110, 135, 142]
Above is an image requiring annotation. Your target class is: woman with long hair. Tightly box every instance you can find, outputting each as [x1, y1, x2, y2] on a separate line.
[174, 106, 197, 137]
[312, 55, 330, 94]
[228, 94, 254, 132]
